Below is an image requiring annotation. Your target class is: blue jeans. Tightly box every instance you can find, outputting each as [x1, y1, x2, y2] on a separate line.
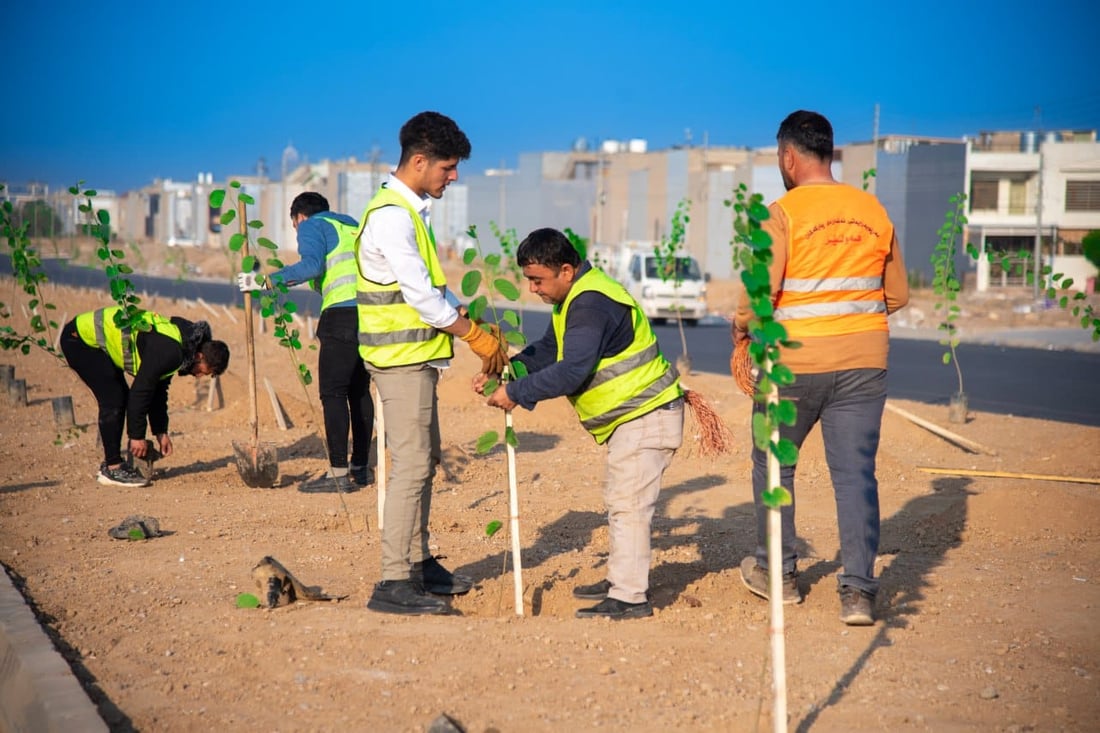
[751, 368, 887, 595]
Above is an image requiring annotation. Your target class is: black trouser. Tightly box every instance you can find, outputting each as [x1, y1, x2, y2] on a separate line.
[317, 307, 373, 469]
[60, 320, 128, 465]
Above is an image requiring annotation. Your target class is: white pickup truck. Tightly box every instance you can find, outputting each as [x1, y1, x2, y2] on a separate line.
[614, 245, 708, 325]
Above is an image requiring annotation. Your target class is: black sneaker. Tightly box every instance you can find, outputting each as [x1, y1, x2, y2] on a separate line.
[298, 473, 358, 494]
[575, 597, 653, 620]
[572, 579, 611, 601]
[839, 586, 875, 626]
[97, 462, 150, 487]
[739, 556, 802, 604]
[412, 556, 472, 595]
[366, 580, 447, 616]
[350, 464, 374, 486]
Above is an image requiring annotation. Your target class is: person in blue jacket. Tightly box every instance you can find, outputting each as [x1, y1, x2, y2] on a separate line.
[238, 192, 374, 492]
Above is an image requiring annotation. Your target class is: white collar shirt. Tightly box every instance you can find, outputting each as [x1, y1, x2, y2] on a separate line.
[358, 173, 459, 332]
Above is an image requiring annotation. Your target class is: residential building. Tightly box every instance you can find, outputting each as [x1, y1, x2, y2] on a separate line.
[966, 130, 1100, 292]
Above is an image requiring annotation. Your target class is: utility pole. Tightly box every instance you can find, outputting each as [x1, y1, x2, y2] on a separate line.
[1033, 106, 1043, 299]
[872, 103, 880, 193]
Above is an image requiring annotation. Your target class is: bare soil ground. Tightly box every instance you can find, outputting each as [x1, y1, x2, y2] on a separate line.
[1, 255, 1098, 732]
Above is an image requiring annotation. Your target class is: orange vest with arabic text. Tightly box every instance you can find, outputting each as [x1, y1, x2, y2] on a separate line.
[773, 184, 894, 340]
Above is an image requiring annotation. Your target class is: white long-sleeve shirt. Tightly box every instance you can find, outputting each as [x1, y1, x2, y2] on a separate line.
[357, 173, 459, 331]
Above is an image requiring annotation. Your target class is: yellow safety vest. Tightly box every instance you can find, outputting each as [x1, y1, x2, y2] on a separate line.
[773, 184, 894, 339]
[354, 186, 453, 367]
[315, 214, 360, 310]
[75, 307, 181, 378]
[553, 267, 681, 444]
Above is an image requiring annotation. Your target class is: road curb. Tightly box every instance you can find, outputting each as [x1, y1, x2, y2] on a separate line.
[0, 564, 108, 732]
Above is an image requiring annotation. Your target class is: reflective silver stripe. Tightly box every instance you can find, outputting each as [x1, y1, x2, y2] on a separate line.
[774, 301, 887, 320]
[581, 369, 679, 432]
[93, 309, 107, 347]
[322, 273, 357, 299]
[358, 290, 406, 306]
[359, 327, 439, 346]
[356, 284, 446, 306]
[328, 251, 355, 266]
[586, 342, 660, 390]
[781, 276, 883, 292]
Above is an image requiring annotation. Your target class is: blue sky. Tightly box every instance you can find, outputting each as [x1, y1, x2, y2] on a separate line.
[3, 0, 1097, 194]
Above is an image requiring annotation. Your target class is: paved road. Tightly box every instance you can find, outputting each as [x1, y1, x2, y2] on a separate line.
[6, 258, 1099, 427]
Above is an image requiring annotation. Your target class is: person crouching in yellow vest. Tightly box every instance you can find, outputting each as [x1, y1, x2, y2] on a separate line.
[60, 307, 230, 487]
[477, 227, 684, 620]
[355, 111, 508, 617]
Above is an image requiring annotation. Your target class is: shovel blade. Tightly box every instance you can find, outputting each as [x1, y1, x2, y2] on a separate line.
[232, 439, 279, 488]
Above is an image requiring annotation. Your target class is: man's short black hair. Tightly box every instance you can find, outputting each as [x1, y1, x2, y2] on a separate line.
[290, 192, 329, 220]
[398, 111, 472, 166]
[200, 340, 230, 376]
[516, 228, 582, 271]
[777, 110, 834, 161]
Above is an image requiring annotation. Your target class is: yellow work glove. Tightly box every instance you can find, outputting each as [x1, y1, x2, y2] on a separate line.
[460, 321, 509, 375]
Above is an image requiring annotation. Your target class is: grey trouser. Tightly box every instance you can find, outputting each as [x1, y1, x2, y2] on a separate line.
[602, 399, 684, 604]
[366, 363, 442, 581]
[751, 368, 887, 595]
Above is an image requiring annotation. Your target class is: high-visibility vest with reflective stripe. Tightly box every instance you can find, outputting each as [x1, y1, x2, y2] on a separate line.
[772, 184, 894, 339]
[553, 267, 681, 444]
[74, 307, 181, 378]
[354, 187, 453, 367]
[314, 214, 360, 311]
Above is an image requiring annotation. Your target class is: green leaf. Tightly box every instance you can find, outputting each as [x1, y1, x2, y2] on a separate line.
[241, 255, 257, 271]
[258, 237, 278, 250]
[230, 180, 242, 189]
[503, 310, 520, 328]
[247, 219, 263, 229]
[771, 364, 795, 386]
[749, 228, 772, 250]
[775, 399, 797, 426]
[485, 520, 503, 538]
[494, 278, 520, 300]
[483, 378, 499, 396]
[461, 270, 482, 297]
[239, 193, 254, 204]
[485, 253, 501, 267]
[751, 412, 770, 451]
[209, 189, 225, 208]
[762, 486, 792, 508]
[942, 353, 951, 365]
[284, 301, 298, 314]
[236, 593, 261, 609]
[228, 233, 245, 251]
[462, 248, 477, 265]
[476, 430, 499, 454]
[510, 360, 528, 379]
[468, 295, 488, 322]
[220, 210, 237, 226]
[773, 438, 799, 465]
[505, 427, 518, 447]
[504, 330, 526, 347]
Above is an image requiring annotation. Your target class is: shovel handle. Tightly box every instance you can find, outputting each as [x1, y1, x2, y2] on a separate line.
[239, 199, 260, 449]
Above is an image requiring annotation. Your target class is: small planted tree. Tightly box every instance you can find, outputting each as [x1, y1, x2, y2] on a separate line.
[728, 183, 799, 733]
[931, 193, 969, 423]
[653, 198, 693, 374]
[463, 224, 528, 615]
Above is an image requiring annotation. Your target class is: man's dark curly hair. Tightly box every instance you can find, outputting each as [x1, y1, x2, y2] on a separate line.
[516, 228, 582, 272]
[289, 192, 329, 220]
[398, 111, 471, 166]
[777, 110, 833, 161]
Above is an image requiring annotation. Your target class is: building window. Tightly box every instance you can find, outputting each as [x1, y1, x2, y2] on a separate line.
[1008, 180, 1028, 215]
[971, 179, 998, 211]
[1065, 180, 1100, 211]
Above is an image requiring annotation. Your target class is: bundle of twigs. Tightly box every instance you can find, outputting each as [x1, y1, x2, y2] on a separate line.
[683, 389, 735, 458]
[730, 337, 755, 397]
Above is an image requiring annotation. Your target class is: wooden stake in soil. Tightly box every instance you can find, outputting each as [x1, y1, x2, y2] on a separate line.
[205, 374, 223, 411]
[885, 402, 996, 456]
[373, 383, 386, 531]
[264, 378, 290, 430]
[505, 409, 524, 616]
